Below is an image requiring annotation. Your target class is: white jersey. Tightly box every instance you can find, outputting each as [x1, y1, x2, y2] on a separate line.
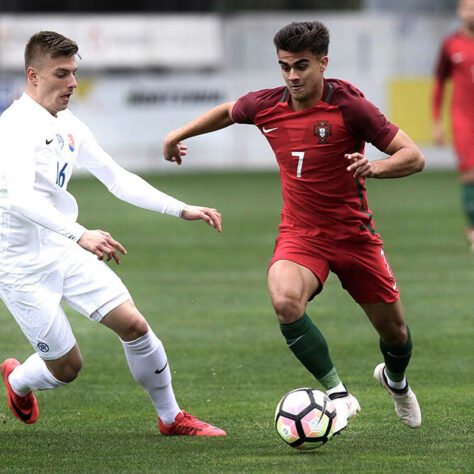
[0, 93, 185, 275]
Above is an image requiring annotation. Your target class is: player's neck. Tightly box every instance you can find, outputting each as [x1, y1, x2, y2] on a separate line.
[461, 25, 474, 37]
[24, 87, 57, 117]
[289, 81, 324, 112]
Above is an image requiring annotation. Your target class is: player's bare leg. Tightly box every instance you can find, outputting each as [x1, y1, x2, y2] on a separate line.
[460, 170, 474, 252]
[101, 300, 226, 436]
[44, 345, 83, 382]
[361, 300, 421, 428]
[268, 260, 360, 434]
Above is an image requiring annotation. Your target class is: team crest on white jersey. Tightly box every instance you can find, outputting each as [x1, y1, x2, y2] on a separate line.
[56, 134, 65, 149]
[314, 120, 332, 144]
[68, 134, 75, 152]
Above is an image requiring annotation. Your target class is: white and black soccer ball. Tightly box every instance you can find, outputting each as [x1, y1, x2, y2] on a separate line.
[275, 388, 337, 450]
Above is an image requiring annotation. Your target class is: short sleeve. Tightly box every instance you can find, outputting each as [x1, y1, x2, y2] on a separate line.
[337, 91, 398, 151]
[231, 87, 286, 124]
[434, 39, 452, 82]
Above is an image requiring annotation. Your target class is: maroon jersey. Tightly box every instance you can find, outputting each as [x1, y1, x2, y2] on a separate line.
[231, 78, 398, 241]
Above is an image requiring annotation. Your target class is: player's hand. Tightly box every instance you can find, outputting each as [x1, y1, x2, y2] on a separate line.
[180, 205, 222, 233]
[78, 230, 127, 264]
[163, 136, 187, 166]
[345, 153, 374, 178]
[433, 121, 445, 145]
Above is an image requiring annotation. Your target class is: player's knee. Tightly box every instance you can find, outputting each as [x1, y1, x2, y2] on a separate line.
[272, 293, 304, 323]
[121, 314, 149, 341]
[383, 323, 408, 347]
[52, 357, 83, 383]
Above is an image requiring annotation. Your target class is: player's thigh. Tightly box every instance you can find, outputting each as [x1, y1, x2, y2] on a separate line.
[0, 271, 77, 360]
[268, 234, 329, 306]
[61, 246, 131, 324]
[333, 242, 399, 305]
[268, 260, 321, 303]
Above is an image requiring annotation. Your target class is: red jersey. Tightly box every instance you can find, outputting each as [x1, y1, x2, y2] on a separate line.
[432, 31, 474, 122]
[231, 79, 398, 242]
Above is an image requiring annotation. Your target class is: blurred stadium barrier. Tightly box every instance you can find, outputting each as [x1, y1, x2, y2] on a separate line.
[0, 13, 458, 172]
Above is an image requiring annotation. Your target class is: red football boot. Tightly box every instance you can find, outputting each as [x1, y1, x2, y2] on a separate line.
[158, 411, 226, 436]
[1, 358, 39, 424]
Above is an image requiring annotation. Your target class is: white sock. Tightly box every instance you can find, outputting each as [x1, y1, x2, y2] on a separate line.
[384, 368, 407, 390]
[121, 327, 180, 425]
[9, 353, 67, 396]
[327, 382, 346, 396]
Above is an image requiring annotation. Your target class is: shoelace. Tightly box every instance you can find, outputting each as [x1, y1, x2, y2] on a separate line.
[172, 412, 207, 435]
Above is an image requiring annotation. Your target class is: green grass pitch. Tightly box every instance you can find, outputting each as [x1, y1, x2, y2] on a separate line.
[0, 170, 473, 473]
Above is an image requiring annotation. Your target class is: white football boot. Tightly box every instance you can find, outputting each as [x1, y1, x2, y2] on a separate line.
[373, 363, 421, 428]
[328, 387, 361, 434]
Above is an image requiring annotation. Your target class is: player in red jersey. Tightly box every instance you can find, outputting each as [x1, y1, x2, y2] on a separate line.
[163, 21, 425, 431]
[432, 0, 474, 251]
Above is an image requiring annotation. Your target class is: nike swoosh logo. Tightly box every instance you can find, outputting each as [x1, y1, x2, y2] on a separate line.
[262, 126, 278, 133]
[155, 361, 168, 374]
[9, 394, 32, 422]
[287, 335, 303, 347]
[46, 139, 53, 145]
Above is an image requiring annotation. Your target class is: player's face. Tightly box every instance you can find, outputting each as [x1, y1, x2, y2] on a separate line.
[278, 49, 328, 110]
[459, 0, 474, 30]
[27, 55, 78, 116]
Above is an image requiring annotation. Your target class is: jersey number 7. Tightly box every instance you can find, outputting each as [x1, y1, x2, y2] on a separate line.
[292, 151, 305, 178]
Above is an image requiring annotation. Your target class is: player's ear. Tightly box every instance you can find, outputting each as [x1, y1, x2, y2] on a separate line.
[26, 66, 38, 85]
[320, 56, 328, 72]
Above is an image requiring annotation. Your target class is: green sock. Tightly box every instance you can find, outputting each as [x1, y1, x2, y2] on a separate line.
[462, 183, 474, 227]
[379, 325, 412, 382]
[280, 313, 341, 390]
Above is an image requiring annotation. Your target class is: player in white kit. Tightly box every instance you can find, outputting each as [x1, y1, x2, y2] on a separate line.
[0, 31, 226, 436]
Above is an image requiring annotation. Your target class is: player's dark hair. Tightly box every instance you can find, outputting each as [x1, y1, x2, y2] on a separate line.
[24, 31, 79, 72]
[273, 21, 330, 57]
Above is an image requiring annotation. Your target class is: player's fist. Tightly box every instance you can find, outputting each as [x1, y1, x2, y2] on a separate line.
[78, 229, 127, 264]
[433, 121, 445, 146]
[345, 152, 374, 178]
[181, 205, 222, 233]
[163, 134, 187, 165]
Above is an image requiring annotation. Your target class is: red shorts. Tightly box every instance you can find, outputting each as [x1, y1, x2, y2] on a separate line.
[269, 233, 399, 304]
[452, 113, 474, 172]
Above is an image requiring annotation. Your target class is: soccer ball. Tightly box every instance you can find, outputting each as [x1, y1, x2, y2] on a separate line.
[275, 388, 337, 450]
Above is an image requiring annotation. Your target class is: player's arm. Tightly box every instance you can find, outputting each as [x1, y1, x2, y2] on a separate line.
[346, 129, 425, 179]
[0, 127, 85, 241]
[163, 101, 236, 165]
[0, 126, 125, 264]
[77, 125, 222, 232]
[432, 40, 451, 145]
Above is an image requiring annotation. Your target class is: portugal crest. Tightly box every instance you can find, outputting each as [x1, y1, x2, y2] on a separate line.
[314, 120, 332, 144]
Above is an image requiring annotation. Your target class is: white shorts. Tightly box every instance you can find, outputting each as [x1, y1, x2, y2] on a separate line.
[0, 245, 131, 360]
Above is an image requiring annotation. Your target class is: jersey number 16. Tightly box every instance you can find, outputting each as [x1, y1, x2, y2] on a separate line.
[56, 163, 68, 188]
